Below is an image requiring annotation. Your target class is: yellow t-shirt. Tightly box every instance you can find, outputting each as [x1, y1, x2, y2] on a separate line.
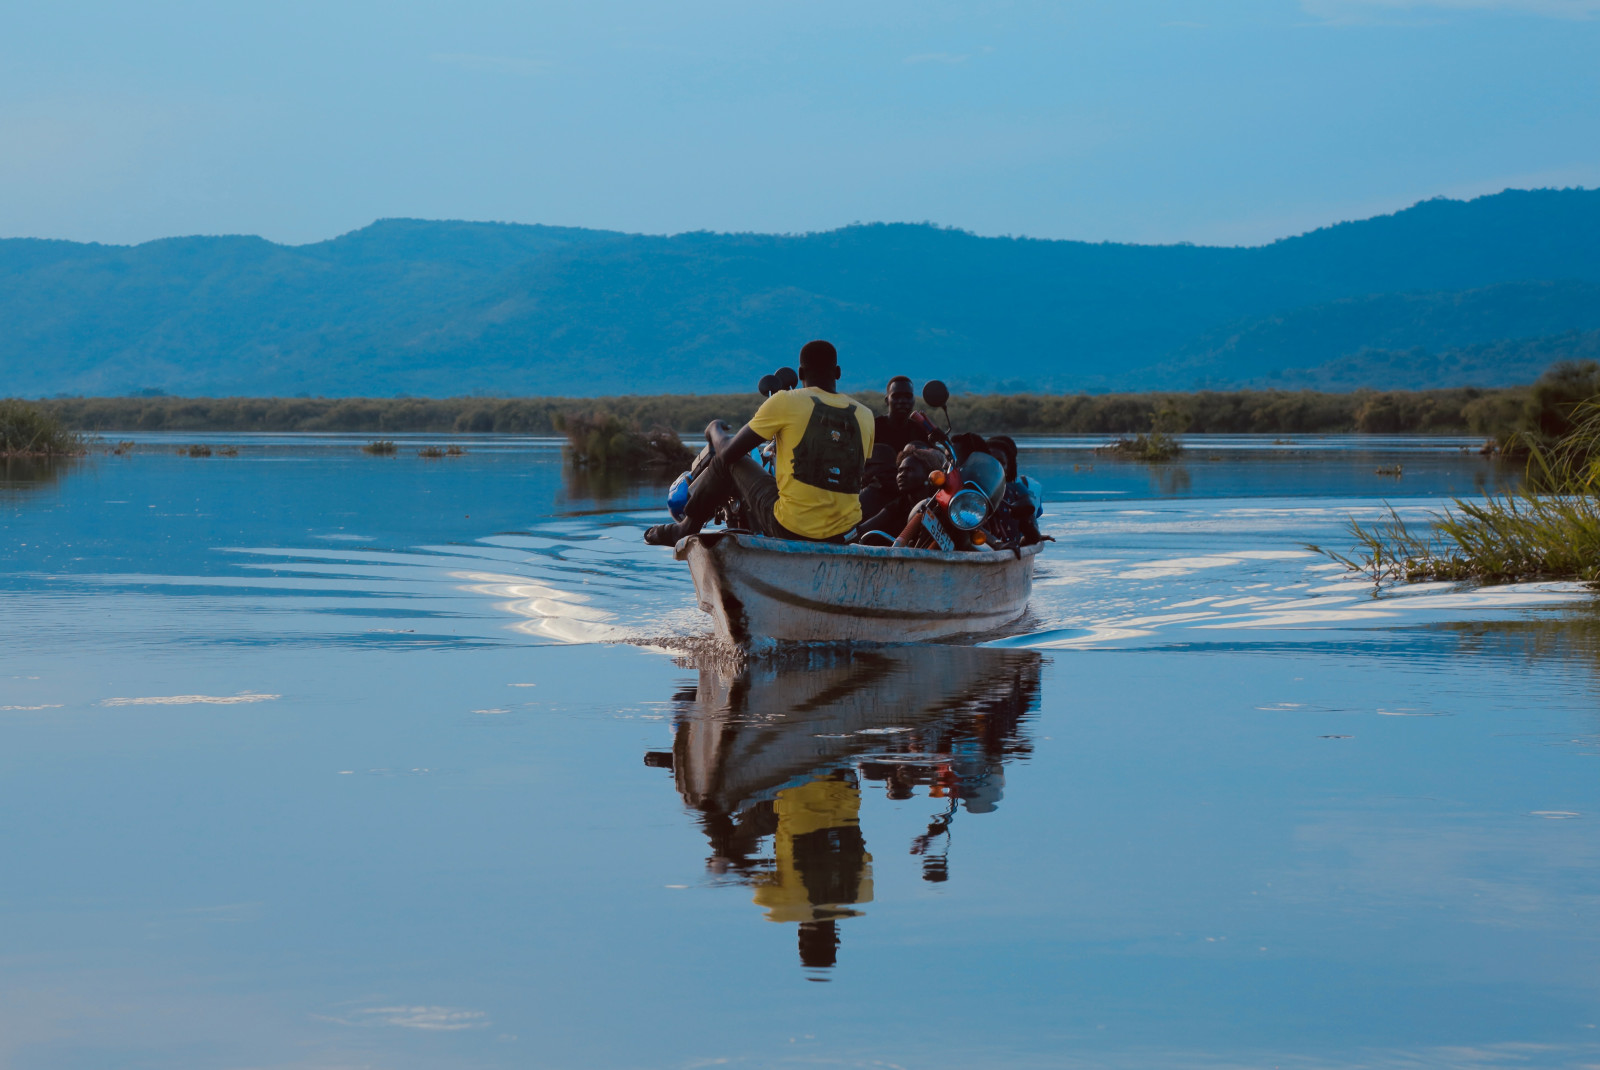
[747, 386, 875, 539]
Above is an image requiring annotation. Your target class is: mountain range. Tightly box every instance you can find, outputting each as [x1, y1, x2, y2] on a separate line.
[4, 187, 1599, 398]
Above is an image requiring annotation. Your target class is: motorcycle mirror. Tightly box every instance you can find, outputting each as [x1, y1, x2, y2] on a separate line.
[757, 374, 779, 397]
[922, 380, 950, 409]
[776, 366, 799, 390]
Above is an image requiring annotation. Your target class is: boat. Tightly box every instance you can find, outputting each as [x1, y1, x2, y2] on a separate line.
[674, 531, 1042, 645]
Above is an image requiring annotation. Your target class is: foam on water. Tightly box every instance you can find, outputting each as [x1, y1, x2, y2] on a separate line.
[23, 492, 1585, 653]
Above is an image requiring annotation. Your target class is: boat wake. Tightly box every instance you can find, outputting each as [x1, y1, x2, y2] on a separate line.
[23, 498, 1590, 653]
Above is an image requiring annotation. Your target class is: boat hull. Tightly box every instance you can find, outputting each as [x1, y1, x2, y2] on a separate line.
[675, 532, 1040, 645]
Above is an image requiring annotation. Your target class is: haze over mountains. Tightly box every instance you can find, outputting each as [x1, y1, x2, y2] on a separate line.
[4, 187, 1599, 399]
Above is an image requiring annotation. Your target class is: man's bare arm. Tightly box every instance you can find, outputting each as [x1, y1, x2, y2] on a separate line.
[711, 423, 766, 468]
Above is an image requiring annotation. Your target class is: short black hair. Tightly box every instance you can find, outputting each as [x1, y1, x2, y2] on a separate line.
[885, 375, 913, 394]
[950, 432, 988, 464]
[799, 339, 838, 372]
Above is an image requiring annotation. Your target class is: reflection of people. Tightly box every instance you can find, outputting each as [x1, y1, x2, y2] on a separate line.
[749, 772, 873, 971]
[645, 340, 874, 546]
[649, 645, 1043, 974]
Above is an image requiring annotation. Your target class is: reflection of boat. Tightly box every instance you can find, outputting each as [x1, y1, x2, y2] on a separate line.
[645, 645, 1043, 975]
[675, 531, 1042, 645]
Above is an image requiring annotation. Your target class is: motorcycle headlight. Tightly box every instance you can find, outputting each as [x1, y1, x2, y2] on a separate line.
[947, 488, 988, 530]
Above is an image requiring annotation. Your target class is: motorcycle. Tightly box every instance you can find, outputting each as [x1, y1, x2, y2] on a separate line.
[884, 381, 1009, 552]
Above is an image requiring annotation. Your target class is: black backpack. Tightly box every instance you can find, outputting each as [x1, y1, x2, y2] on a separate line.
[790, 397, 865, 494]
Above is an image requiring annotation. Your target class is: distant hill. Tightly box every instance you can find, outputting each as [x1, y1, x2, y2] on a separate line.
[1255, 329, 1600, 392]
[3, 187, 1600, 398]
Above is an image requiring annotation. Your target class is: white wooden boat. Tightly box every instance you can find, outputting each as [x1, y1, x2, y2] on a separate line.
[674, 531, 1041, 645]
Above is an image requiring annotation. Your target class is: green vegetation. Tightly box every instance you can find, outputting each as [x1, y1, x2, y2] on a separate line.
[32, 382, 1540, 438]
[0, 398, 85, 456]
[1095, 432, 1182, 461]
[1319, 390, 1600, 585]
[180, 444, 213, 457]
[1092, 404, 1186, 461]
[556, 411, 694, 472]
[362, 440, 397, 455]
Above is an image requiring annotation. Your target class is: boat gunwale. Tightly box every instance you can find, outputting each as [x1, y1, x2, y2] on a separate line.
[674, 532, 1044, 567]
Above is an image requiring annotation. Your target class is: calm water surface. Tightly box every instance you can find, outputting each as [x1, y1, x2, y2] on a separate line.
[2, 434, 1597, 1069]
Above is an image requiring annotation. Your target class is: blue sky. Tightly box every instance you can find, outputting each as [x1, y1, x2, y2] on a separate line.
[2, 0, 1596, 247]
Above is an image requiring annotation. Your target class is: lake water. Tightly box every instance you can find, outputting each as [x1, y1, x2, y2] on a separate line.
[3, 433, 1598, 1069]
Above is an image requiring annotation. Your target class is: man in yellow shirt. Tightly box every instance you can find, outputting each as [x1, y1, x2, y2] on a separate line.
[644, 340, 875, 545]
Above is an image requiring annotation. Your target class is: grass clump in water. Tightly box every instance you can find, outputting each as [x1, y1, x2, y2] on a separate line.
[362, 440, 397, 456]
[1095, 431, 1183, 462]
[180, 444, 213, 457]
[1093, 405, 1186, 462]
[0, 398, 85, 456]
[555, 411, 693, 472]
[1318, 396, 1600, 584]
[417, 445, 445, 458]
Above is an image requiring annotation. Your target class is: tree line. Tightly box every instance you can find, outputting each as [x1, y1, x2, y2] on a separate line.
[34, 384, 1536, 438]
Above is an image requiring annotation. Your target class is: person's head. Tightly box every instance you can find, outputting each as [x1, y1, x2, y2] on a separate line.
[987, 435, 1019, 482]
[798, 340, 840, 390]
[896, 445, 944, 495]
[885, 376, 914, 422]
[950, 432, 988, 465]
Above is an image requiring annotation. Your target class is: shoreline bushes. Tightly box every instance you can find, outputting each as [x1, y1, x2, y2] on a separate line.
[555, 411, 695, 472]
[31, 384, 1534, 438]
[1, 398, 85, 456]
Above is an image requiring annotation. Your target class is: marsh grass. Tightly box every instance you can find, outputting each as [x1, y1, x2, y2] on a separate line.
[0, 398, 85, 456]
[417, 445, 446, 458]
[180, 444, 213, 457]
[1319, 398, 1600, 584]
[556, 411, 693, 472]
[362, 440, 397, 456]
[1094, 431, 1183, 462]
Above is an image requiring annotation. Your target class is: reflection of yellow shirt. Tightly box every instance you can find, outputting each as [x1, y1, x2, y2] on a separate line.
[747, 387, 874, 539]
[752, 777, 874, 923]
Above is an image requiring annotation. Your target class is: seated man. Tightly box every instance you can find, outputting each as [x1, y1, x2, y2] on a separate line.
[983, 434, 1043, 546]
[860, 444, 946, 539]
[859, 375, 930, 522]
[644, 340, 875, 545]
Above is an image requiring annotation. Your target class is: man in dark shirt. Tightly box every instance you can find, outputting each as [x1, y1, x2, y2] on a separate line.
[860, 376, 931, 522]
[875, 376, 927, 455]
